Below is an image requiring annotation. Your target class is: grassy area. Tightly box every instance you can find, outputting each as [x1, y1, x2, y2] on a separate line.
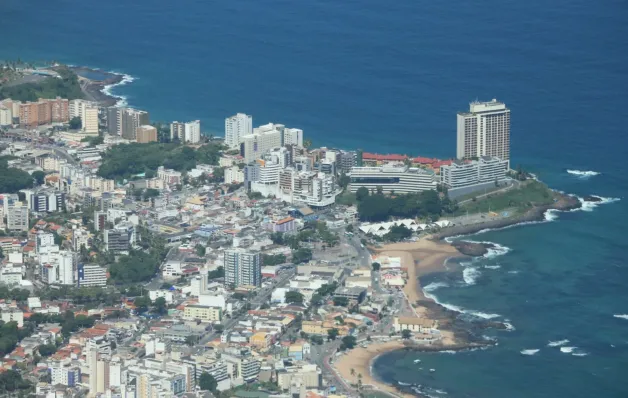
[455, 180, 557, 216]
[336, 190, 357, 205]
[0, 66, 83, 101]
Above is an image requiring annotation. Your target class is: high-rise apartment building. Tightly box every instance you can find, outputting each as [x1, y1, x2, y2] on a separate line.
[70, 100, 100, 135]
[456, 99, 510, 163]
[106, 107, 149, 139]
[17, 97, 69, 127]
[225, 113, 253, 148]
[283, 128, 304, 147]
[224, 248, 261, 288]
[170, 120, 201, 143]
[240, 128, 282, 163]
[136, 125, 158, 143]
[6, 203, 29, 231]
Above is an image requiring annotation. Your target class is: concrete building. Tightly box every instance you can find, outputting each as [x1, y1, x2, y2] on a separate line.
[350, 164, 436, 194]
[77, 264, 107, 287]
[171, 120, 201, 143]
[224, 248, 262, 287]
[440, 156, 509, 198]
[136, 125, 158, 143]
[49, 362, 81, 387]
[6, 203, 29, 231]
[457, 99, 511, 163]
[392, 316, 437, 333]
[69, 99, 99, 135]
[283, 128, 303, 147]
[240, 127, 282, 163]
[107, 107, 149, 139]
[225, 113, 253, 148]
[183, 305, 222, 322]
[0, 308, 24, 327]
[0, 105, 12, 126]
[157, 166, 182, 185]
[16, 97, 69, 126]
[104, 224, 134, 253]
[224, 165, 244, 184]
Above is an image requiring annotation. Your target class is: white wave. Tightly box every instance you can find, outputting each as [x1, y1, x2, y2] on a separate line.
[102, 73, 137, 107]
[503, 322, 516, 331]
[520, 349, 539, 355]
[462, 267, 481, 285]
[467, 311, 501, 319]
[544, 209, 560, 221]
[567, 169, 600, 178]
[440, 350, 457, 354]
[423, 290, 465, 313]
[398, 381, 411, 386]
[508, 270, 520, 274]
[613, 314, 628, 320]
[560, 346, 577, 353]
[577, 196, 621, 212]
[480, 241, 511, 259]
[547, 339, 570, 347]
[423, 282, 449, 292]
[572, 352, 588, 357]
[484, 265, 501, 269]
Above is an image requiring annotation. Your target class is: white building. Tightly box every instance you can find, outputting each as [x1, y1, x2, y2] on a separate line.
[0, 265, 23, 286]
[283, 128, 303, 147]
[77, 264, 107, 287]
[224, 166, 244, 184]
[225, 113, 253, 148]
[57, 250, 76, 285]
[149, 290, 175, 304]
[350, 164, 436, 194]
[171, 120, 201, 143]
[0, 308, 24, 327]
[224, 249, 261, 287]
[457, 99, 511, 163]
[0, 105, 12, 126]
[440, 156, 509, 193]
[240, 127, 282, 163]
[6, 203, 29, 231]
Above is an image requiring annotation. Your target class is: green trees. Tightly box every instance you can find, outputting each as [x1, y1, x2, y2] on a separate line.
[333, 296, 349, 307]
[108, 250, 160, 283]
[0, 158, 33, 193]
[327, 328, 339, 341]
[32, 170, 46, 185]
[356, 189, 447, 222]
[38, 344, 57, 357]
[199, 372, 218, 392]
[134, 296, 151, 313]
[383, 224, 412, 242]
[291, 248, 312, 264]
[355, 186, 370, 202]
[340, 335, 357, 350]
[401, 329, 412, 339]
[69, 116, 82, 130]
[195, 244, 206, 257]
[207, 266, 225, 280]
[263, 253, 286, 265]
[153, 297, 167, 314]
[97, 142, 225, 180]
[0, 65, 83, 101]
[285, 291, 304, 304]
[0, 369, 31, 394]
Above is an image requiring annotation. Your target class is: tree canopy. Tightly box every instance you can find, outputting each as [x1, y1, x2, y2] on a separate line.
[97, 142, 225, 180]
[0, 157, 33, 193]
[0, 66, 84, 101]
[356, 189, 456, 222]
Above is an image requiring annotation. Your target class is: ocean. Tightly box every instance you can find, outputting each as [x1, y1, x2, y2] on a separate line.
[2, 0, 627, 396]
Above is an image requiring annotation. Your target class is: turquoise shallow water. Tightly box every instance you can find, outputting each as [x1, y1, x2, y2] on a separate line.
[1, 0, 627, 396]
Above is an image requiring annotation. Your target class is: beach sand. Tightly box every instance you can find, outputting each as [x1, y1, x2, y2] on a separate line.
[332, 238, 467, 396]
[334, 339, 415, 398]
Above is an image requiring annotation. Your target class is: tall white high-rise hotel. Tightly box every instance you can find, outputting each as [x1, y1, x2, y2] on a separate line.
[225, 113, 253, 149]
[456, 99, 510, 165]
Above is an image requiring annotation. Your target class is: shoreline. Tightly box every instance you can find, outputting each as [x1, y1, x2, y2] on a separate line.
[66, 66, 130, 107]
[335, 195, 583, 397]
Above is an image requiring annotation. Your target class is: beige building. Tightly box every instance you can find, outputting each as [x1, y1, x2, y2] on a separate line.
[183, 305, 222, 322]
[136, 125, 158, 143]
[277, 364, 321, 390]
[392, 316, 437, 333]
[0, 105, 12, 126]
[457, 99, 511, 163]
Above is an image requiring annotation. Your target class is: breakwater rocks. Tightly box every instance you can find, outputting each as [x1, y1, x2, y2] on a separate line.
[450, 241, 490, 256]
[432, 193, 581, 241]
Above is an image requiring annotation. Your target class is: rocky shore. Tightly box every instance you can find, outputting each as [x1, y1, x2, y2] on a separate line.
[432, 192, 582, 241]
[68, 66, 125, 106]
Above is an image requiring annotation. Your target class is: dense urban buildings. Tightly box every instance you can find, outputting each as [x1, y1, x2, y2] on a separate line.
[350, 164, 437, 194]
[0, 97, 70, 127]
[225, 113, 253, 148]
[457, 99, 511, 163]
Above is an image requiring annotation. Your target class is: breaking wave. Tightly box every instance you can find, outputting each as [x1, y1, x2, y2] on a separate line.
[613, 314, 628, 320]
[102, 73, 136, 107]
[547, 339, 570, 347]
[520, 349, 540, 355]
[567, 169, 600, 177]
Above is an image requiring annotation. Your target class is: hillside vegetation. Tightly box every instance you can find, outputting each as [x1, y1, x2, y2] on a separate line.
[0, 66, 84, 101]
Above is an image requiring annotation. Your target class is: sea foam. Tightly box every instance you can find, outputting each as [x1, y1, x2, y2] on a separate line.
[102, 73, 137, 107]
[520, 349, 539, 355]
[560, 346, 577, 353]
[577, 196, 621, 212]
[484, 265, 501, 269]
[462, 266, 481, 285]
[567, 169, 600, 177]
[613, 314, 628, 320]
[423, 285, 500, 319]
[547, 339, 570, 347]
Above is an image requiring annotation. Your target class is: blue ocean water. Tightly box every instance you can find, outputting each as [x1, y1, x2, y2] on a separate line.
[2, 0, 627, 396]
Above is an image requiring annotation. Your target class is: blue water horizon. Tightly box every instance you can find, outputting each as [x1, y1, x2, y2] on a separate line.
[2, 0, 627, 396]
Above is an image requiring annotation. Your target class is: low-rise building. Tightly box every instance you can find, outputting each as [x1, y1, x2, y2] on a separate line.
[183, 305, 222, 323]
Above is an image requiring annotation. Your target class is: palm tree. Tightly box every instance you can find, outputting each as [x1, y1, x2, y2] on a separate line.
[350, 368, 356, 377]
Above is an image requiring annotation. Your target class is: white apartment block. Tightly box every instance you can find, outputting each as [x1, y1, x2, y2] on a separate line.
[457, 99, 511, 163]
[0, 105, 12, 126]
[224, 249, 262, 287]
[225, 113, 253, 148]
[6, 203, 29, 231]
[171, 120, 201, 143]
[224, 166, 244, 184]
[350, 164, 437, 194]
[241, 129, 281, 163]
[77, 264, 107, 287]
[440, 156, 509, 190]
[283, 128, 304, 147]
[69, 99, 99, 135]
[0, 309, 24, 327]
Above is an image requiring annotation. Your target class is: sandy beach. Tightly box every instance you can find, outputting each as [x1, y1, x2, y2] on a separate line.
[332, 238, 468, 396]
[334, 339, 415, 398]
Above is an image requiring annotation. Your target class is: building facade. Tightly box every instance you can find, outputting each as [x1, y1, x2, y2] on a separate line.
[457, 99, 511, 162]
[136, 125, 158, 143]
[350, 164, 436, 194]
[224, 249, 262, 287]
[440, 156, 509, 190]
[225, 113, 253, 148]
